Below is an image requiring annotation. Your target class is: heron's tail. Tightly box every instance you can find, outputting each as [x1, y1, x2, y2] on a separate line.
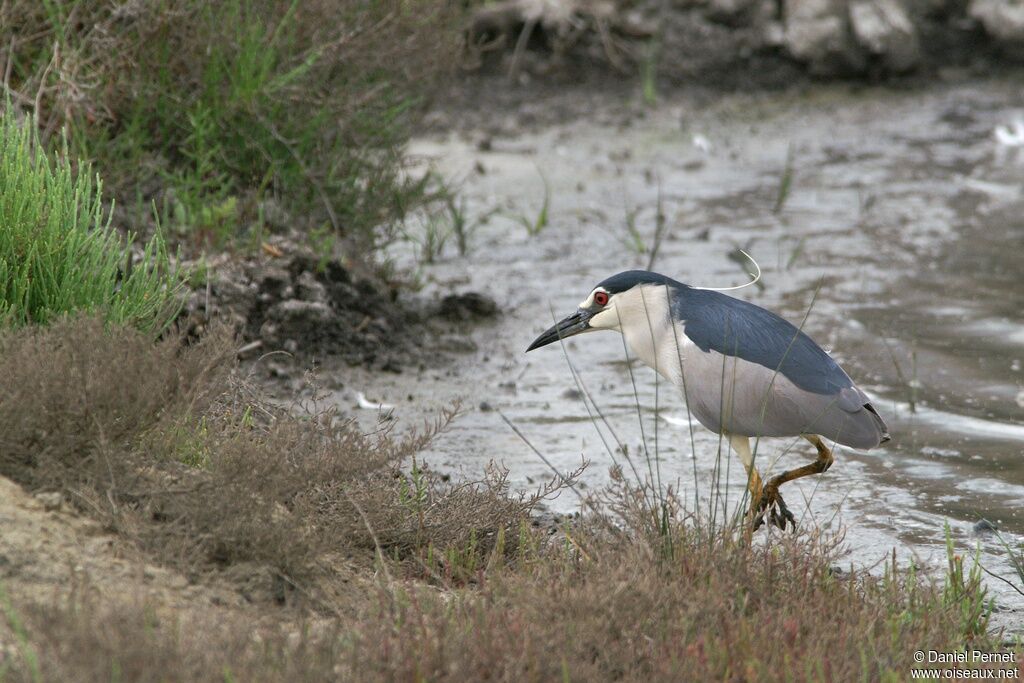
[864, 402, 890, 444]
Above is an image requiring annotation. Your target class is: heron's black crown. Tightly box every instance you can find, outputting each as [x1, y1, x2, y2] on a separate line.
[595, 270, 687, 295]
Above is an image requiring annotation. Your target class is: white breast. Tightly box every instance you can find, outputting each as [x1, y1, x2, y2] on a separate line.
[613, 285, 695, 388]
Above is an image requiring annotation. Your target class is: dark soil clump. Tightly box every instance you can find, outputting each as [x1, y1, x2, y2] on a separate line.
[438, 292, 499, 322]
[183, 244, 497, 372]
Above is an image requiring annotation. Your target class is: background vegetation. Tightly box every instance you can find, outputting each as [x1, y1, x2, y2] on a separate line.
[0, 0, 459, 257]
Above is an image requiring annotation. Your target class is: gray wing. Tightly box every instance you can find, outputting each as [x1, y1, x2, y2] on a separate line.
[675, 288, 856, 402]
[674, 288, 888, 448]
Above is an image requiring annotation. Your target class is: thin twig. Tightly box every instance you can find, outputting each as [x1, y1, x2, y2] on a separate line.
[33, 39, 58, 126]
[508, 17, 536, 80]
[342, 487, 394, 585]
[978, 561, 1024, 598]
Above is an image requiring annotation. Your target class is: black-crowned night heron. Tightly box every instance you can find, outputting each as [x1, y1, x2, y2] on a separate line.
[526, 270, 890, 530]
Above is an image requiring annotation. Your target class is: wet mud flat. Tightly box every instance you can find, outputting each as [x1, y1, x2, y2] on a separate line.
[334, 79, 1024, 631]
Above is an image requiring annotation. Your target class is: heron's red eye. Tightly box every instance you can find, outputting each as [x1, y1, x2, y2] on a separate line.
[594, 291, 609, 306]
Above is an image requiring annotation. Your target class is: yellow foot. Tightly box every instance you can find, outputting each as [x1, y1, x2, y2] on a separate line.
[752, 483, 796, 532]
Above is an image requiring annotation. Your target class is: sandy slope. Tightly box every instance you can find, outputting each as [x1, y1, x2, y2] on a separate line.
[0, 475, 246, 616]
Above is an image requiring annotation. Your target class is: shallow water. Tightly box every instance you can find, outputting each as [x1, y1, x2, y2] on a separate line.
[343, 81, 1024, 630]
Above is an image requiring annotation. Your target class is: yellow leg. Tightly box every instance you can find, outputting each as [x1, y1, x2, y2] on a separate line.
[763, 434, 834, 494]
[727, 434, 763, 514]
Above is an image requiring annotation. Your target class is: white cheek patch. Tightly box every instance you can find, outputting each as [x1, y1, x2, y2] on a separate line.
[589, 306, 618, 330]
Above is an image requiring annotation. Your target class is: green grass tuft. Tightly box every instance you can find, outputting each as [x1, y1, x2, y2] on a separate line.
[2, 0, 461, 256]
[516, 170, 551, 237]
[0, 107, 183, 333]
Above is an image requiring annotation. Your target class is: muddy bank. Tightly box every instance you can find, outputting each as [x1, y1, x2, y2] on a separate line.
[181, 239, 498, 379]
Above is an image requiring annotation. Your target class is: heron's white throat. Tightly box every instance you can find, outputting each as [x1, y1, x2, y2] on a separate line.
[588, 284, 694, 387]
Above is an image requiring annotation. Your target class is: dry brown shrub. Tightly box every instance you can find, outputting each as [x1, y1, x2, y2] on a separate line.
[0, 586, 363, 683]
[340, 519, 1011, 682]
[0, 318, 538, 598]
[0, 0, 462, 250]
[0, 316, 231, 490]
[1, 517, 1013, 683]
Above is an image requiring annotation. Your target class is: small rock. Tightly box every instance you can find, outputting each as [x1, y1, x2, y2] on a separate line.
[268, 299, 331, 324]
[479, 401, 494, 412]
[850, 0, 921, 73]
[784, 0, 867, 75]
[973, 518, 999, 534]
[294, 271, 327, 303]
[561, 388, 583, 400]
[829, 565, 852, 580]
[969, 0, 1024, 57]
[621, 10, 658, 37]
[34, 491, 62, 511]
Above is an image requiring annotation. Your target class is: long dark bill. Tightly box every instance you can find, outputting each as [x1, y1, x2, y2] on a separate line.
[526, 309, 594, 352]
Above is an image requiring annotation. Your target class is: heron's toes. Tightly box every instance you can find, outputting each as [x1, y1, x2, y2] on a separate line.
[751, 485, 796, 532]
[770, 498, 796, 531]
